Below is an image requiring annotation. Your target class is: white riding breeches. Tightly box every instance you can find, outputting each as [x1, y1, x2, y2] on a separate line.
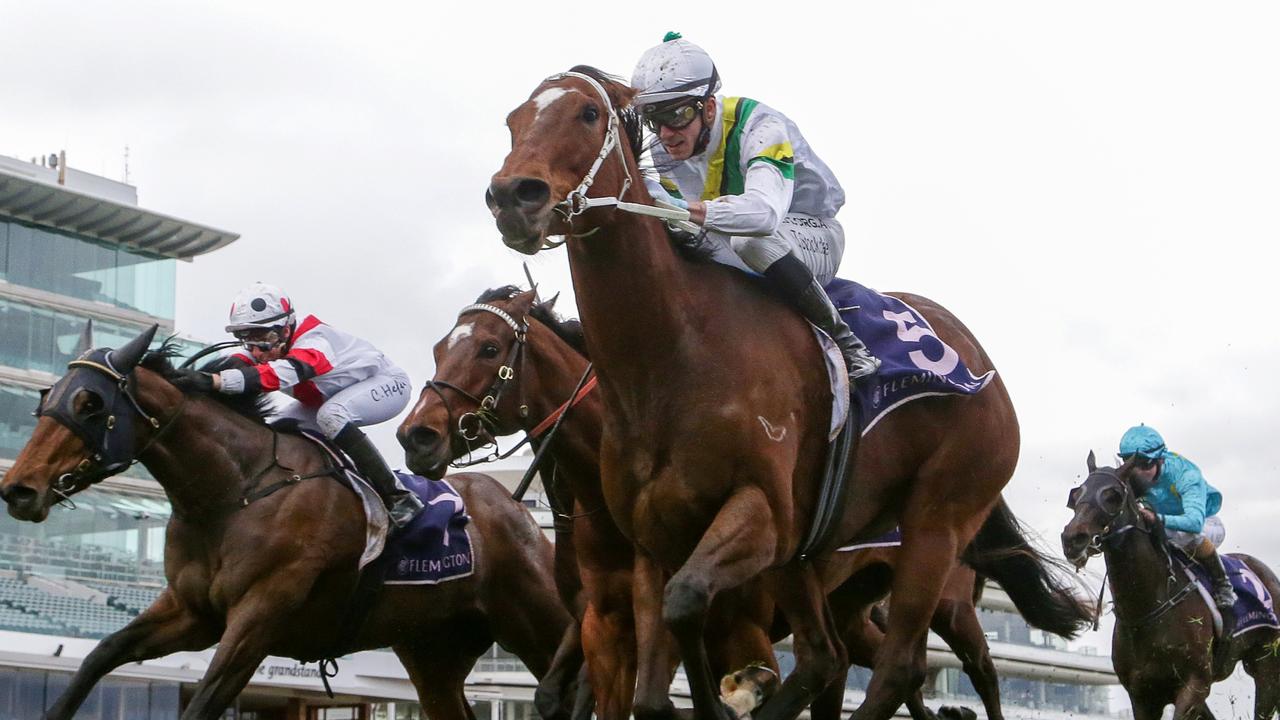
[702, 213, 845, 285]
[275, 366, 413, 439]
[1167, 514, 1226, 552]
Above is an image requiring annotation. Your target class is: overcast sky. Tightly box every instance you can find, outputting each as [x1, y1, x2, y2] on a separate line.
[5, 1, 1279, 709]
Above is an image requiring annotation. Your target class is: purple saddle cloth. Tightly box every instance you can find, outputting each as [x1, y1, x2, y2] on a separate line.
[381, 473, 475, 585]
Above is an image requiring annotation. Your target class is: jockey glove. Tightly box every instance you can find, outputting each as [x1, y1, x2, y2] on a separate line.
[171, 369, 216, 393]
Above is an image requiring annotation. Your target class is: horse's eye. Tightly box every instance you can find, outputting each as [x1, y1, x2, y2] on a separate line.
[480, 344, 500, 359]
[581, 105, 600, 123]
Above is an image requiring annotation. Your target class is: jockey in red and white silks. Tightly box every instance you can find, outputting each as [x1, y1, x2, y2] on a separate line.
[173, 282, 422, 526]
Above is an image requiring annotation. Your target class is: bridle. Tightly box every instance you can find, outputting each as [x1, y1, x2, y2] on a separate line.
[1068, 467, 1197, 627]
[36, 350, 186, 506]
[537, 70, 698, 242]
[423, 303, 534, 467]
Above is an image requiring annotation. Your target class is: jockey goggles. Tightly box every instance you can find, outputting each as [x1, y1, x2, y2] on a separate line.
[233, 327, 285, 353]
[1120, 453, 1160, 470]
[642, 101, 702, 133]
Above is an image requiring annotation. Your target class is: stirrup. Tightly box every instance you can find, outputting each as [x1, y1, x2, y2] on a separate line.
[845, 351, 882, 381]
[387, 491, 424, 528]
[1213, 585, 1238, 610]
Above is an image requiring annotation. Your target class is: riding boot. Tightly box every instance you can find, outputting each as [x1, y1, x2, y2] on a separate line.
[1199, 545, 1238, 610]
[764, 253, 881, 383]
[334, 423, 424, 528]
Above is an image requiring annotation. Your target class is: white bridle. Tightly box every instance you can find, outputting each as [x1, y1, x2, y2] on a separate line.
[543, 71, 697, 235]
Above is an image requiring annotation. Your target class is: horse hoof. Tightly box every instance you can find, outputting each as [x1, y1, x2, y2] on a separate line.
[719, 665, 779, 719]
[937, 706, 978, 720]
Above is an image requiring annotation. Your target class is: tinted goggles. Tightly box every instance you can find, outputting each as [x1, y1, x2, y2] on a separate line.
[1120, 453, 1159, 470]
[643, 102, 702, 133]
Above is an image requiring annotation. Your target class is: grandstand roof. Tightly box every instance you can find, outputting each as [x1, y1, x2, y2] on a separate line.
[0, 162, 238, 261]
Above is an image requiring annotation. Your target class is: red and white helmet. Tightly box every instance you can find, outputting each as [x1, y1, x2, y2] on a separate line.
[226, 282, 295, 334]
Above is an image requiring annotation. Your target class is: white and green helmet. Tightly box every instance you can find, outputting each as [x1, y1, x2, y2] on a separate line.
[631, 32, 721, 111]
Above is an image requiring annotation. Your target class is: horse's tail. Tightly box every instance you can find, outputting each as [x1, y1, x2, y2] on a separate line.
[962, 498, 1095, 638]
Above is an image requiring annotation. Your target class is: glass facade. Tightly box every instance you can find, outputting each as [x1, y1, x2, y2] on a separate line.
[0, 667, 178, 719]
[0, 297, 162, 379]
[0, 217, 176, 319]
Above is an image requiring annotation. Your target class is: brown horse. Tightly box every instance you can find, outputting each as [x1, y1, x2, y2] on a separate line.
[1062, 454, 1280, 720]
[400, 286, 1090, 720]
[0, 326, 574, 720]
[485, 66, 1058, 720]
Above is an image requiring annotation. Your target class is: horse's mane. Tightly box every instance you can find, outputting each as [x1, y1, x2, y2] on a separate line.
[141, 342, 274, 424]
[473, 286, 589, 357]
[530, 299, 588, 358]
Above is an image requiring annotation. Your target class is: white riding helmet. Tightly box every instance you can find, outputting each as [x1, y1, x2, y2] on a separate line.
[226, 282, 295, 334]
[631, 32, 721, 111]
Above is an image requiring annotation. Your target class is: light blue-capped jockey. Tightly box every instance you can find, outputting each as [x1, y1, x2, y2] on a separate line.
[1119, 424, 1236, 609]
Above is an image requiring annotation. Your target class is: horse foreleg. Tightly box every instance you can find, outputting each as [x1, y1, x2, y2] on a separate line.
[180, 596, 299, 719]
[1171, 679, 1213, 720]
[929, 589, 1002, 720]
[535, 622, 588, 720]
[632, 552, 680, 720]
[582, 598, 638, 720]
[45, 590, 216, 720]
[395, 643, 484, 720]
[753, 561, 845, 720]
[850, 529, 958, 720]
[664, 488, 781, 720]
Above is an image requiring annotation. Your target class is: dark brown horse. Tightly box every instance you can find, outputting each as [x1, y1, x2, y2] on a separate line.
[400, 286, 1090, 720]
[1062, 454, 1280, 720]
[484, 66, 1058, 720]
[0, 327, 574, 720]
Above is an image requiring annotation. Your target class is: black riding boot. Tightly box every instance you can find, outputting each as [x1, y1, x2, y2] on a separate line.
[1200, 547, 1238, 610]
[334, 424, 423, 528]
[764, 253, 881, 382]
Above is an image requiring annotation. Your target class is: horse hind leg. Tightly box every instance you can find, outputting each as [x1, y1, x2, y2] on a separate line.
[1244, 642, 1280, 720]
[929, 590, 1003, 720]
[45, 590, 217, 720]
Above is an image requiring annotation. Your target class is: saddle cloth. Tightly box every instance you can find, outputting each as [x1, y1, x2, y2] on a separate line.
[292, 430, 474, 585]
[821, 278, 996, 436]
[1176, 548, 1280, 637]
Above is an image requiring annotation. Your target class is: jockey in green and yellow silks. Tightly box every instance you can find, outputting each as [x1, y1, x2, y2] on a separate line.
[631, 32, 880, 385]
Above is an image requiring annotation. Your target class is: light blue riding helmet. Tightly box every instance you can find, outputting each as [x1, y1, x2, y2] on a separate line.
[1119, 424, 1167, 460]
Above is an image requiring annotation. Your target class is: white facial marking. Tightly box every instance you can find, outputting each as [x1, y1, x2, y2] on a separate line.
[758, 416, 787, 443]
[532, 87, 569, 119]
[447, 323, 474, 350]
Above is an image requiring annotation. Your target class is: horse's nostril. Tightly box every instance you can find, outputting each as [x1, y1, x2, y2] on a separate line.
[513, 179, 550, 207]
[407, 426, 440, 452]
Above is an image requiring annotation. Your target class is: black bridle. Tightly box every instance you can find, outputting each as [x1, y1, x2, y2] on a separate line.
[1067, 467, 1198, 627]
[424, 303, 534, 467]
[35, 348, 186, 506]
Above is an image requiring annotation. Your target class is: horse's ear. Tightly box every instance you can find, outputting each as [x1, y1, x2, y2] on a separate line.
[1086, 450, 1097, 473]
[108, 324, 158, 373]
[543, 292, 560, 313]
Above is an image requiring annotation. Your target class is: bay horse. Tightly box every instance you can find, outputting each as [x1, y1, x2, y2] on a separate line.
[400, 286, 1091, 720]
[485, 66, 1055, 720]
[0, 326, 574, 720]
[1062, 453, 1280, 720]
